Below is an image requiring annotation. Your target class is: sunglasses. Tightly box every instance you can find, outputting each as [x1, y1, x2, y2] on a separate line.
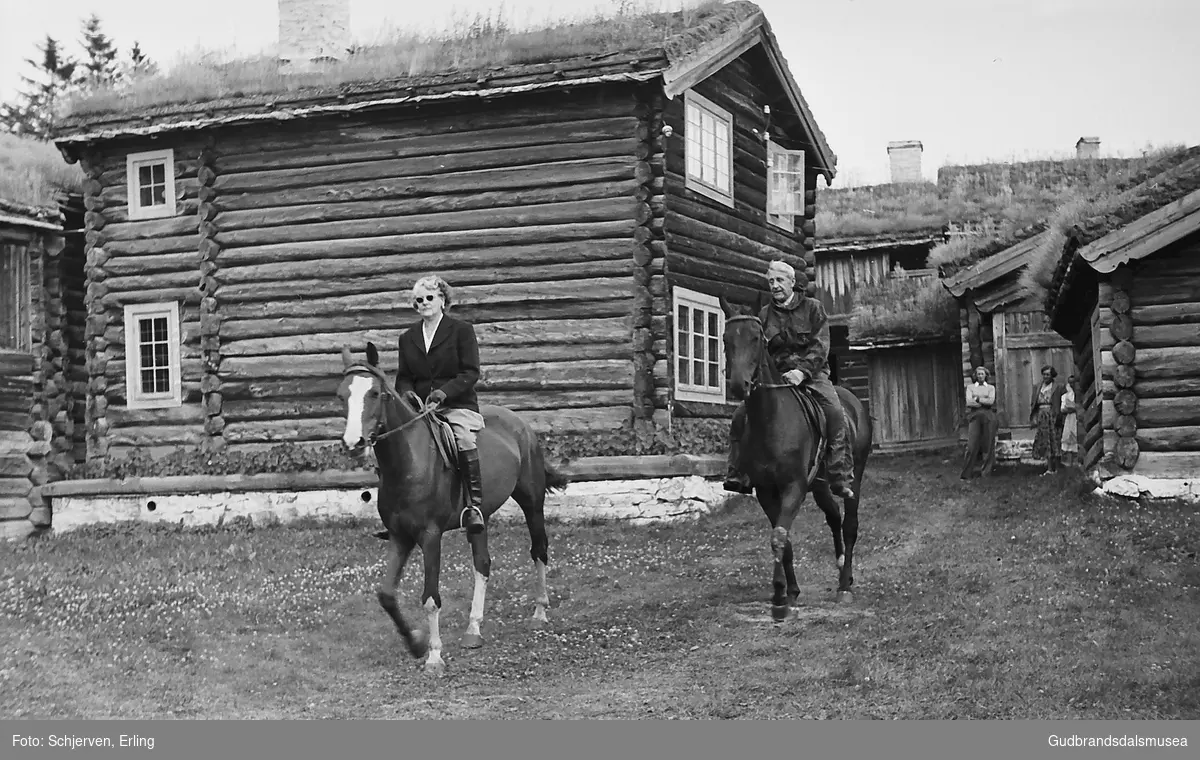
[412, 294, 440, 306]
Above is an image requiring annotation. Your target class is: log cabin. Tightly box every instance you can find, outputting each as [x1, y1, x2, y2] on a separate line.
[1043, 149, 1200, 489]
[940, 146, 1196, 451]
[0, 195, 86, 539]
[49, 0, 836, 466]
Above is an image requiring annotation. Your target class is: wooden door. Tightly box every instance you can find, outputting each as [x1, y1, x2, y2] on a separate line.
[992, 309, 1074, 429]
[867, 342, 964, 445]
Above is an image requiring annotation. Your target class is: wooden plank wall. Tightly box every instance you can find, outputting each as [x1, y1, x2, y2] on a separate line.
[815, 251, 889, 319]
[199, 90, 642, 451]
[1123, 239, 1200, 477]
[866, 342, 964, 445]
[80, 140, 207, 460]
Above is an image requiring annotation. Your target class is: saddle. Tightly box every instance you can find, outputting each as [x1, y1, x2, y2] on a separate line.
[426, 411, 461, 472]
[785, 385, 829, 486]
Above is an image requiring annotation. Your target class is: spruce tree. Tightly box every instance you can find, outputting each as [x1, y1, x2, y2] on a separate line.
[0, 35, 79, 139]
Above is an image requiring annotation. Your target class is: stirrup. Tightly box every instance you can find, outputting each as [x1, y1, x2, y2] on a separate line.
[460, 506, 485, 534]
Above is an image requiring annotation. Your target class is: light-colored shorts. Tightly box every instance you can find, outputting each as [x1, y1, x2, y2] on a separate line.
[444, 408, 486, 451]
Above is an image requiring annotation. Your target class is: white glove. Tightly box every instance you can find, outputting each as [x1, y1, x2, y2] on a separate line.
[783, 369, 807, 386]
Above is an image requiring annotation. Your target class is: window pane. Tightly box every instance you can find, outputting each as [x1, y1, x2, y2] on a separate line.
[708, 337, 718, 363]
[707, 312, 718, 337]
[678, 357, 689, 385]
[708, 362, 718, 388]
[151, 184, 166, 206]
[694, 360, 704, 382]
[693, 334, 704, 360]
[677, 306, 689, 357]
[140, 186, 153, 207]
[152, 163, 165, 184]
[140, 368, 155, 393]
[692, 309, 704, 334]
[153, 317, 168, 342]
[139, 165, 153, 185]
[140, 343, 154, 366]
[154, 369, 170, 393]
[153, 343, 169, 367]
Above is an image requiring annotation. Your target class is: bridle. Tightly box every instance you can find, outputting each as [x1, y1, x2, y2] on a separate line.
[724, 315, 793, 393]
[342, 362, 441, 445]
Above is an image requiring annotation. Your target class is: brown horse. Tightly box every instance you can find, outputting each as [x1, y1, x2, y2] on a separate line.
[721, 303, 873, 621]
[338, 342, 569, 674]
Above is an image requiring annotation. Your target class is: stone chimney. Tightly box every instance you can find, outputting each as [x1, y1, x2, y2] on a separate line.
[1076, 136, 1100, 159]
[887, 140, 923, 183]
[279, 0, 351, 71]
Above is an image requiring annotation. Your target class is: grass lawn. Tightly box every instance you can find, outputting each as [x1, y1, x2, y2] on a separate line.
[2, 452, 1197, 719]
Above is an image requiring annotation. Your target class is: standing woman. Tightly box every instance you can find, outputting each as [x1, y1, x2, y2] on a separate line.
[960, 366, 998, 479]
[1029, 365, 1066, 475]
[395, 275, 487, 534]
[1059, 374, 1082, 467]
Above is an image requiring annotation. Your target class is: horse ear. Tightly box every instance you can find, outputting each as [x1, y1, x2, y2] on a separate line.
[366, 342, 379, 367]
[341, 345, 353, 368]
[718, 296, 739, 319]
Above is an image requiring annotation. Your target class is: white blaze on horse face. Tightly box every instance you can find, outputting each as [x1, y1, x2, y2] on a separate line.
[341, 376, 374, 448]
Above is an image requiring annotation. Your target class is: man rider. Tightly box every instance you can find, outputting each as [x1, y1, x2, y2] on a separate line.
[723, 259, 856, 500]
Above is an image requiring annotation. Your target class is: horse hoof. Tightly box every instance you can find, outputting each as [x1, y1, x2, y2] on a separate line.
[407, 630, 429, 659]
[422, 659, 446, 676]
[461, 632, 484, 649]
[836, 591, 855, 605]
[771, 604, 791, 622]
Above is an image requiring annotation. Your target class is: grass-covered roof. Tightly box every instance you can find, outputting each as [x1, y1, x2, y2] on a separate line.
[0, 132, 84, 217]
[59, 0, 750, 125]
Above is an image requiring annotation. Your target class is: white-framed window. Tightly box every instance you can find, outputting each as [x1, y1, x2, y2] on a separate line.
[126, 149, 176, 220]
[673, 287, 725, 404]
[768, 141, 805, 231]
[684, 91, 734, 207]
[123, 302, 182, 409]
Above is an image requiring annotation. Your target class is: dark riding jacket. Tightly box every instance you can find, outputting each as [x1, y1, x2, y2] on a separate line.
[758, 293, 831, 379]
[396, 316, 481, 413]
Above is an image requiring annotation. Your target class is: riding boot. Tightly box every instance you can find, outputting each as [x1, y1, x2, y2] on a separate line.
[723, 437, 754, 494]
[723, 407, 753, 494]
[825, 423, 856, 501]
[458, 449, 486, 535]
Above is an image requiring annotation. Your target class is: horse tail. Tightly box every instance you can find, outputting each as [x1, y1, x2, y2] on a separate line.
[544, 460, 571, 493]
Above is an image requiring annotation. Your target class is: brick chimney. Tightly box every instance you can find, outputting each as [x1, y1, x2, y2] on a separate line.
[279, 0, 350, 71]
[887, 140, 923, 183]
[1076, 136, 1100, 159]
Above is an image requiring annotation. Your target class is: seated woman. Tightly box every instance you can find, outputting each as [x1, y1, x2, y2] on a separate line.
[395, 274, 487, 535]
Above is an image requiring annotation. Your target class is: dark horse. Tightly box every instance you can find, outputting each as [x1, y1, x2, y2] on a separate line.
[720, 302, 873, 621]
[338, 342, 569, 674]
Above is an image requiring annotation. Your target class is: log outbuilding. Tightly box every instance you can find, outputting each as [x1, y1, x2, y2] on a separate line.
[51, 1, 836, 464]
[1043, 150, 1200, 490]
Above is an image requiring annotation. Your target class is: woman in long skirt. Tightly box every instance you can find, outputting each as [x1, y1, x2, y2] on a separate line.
[1029, 365, 1066, 474]
[1059, 375, 1081, 467]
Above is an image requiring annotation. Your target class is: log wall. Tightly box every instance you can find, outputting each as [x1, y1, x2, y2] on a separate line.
[203, 89, 642, 451]
[80, 141, 207, 461]
[1125, 238, 1200, 478]
[0, 220, 83, 538]
[660, 53, 814, 420]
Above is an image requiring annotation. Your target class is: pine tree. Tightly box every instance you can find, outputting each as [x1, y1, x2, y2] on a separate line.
[127, 41, 160, 80]
[79, 14, 120, 90]
[0, 35, 79, 139]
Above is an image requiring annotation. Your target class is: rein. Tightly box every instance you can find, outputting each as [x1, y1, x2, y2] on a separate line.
[343, 363, 441, 443]
[725, 315, 793, 392]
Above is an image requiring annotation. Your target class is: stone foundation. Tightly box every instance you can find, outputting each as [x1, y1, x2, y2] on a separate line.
[43, 476, 729, 536]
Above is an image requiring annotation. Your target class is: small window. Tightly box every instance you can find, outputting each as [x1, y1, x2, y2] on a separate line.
[126, 149, 176, 220]
[684, 91, 734, 207]
[674, 287, 725, 404]
[768, 141, 805, 231]
[0, 244, 32, 352]
[124, 302, 182, 409]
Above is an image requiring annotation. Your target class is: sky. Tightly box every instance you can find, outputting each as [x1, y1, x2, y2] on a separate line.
[1, 0, 1197, 186]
